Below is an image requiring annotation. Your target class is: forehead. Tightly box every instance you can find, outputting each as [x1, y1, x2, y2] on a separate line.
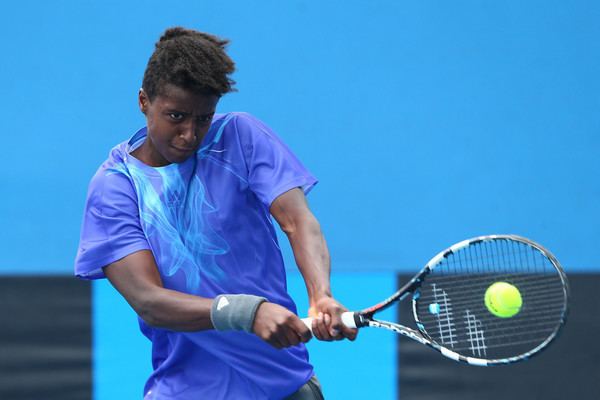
[153, 84, 219, 112]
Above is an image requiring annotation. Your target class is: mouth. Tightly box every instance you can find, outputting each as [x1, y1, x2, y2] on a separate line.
[171, 145, 196, 153]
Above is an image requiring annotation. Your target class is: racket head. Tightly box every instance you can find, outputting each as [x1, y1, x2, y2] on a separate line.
[412, 234, 569, 365]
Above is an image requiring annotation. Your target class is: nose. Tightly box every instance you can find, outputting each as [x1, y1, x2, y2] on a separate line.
[180, 120, 198, 144]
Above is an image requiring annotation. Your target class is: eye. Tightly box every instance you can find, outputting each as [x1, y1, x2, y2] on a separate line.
[197, 114, 214, 124]
[169, 112, 185, 121]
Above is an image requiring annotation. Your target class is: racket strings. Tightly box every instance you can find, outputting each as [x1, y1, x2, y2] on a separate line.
[419, 279, 564, 303]
[451, 336, 554, 353]
[418, 275, 562, 294]
[414, 237, 567, 361]
[420, 295, 565, 313]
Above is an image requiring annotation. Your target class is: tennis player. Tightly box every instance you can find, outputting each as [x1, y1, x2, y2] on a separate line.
[74, 27, 356, 399]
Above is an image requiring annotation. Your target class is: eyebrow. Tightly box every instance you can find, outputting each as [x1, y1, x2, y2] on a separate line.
[164, 109, 215, 117]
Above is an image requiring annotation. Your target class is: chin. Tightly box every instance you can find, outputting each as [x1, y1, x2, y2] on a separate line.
[168, 152, 195, 164]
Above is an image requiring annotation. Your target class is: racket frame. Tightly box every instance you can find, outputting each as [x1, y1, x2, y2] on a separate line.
[350, 234, 569, 366]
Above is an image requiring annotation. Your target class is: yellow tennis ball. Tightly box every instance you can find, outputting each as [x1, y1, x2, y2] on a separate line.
[484, 282, 522, 318]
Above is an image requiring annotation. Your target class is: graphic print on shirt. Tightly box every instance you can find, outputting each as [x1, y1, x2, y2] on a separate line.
[107, 162, 229, 293]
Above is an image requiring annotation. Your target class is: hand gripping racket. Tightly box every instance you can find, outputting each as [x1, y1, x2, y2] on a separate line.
[302, 235, 569, 366]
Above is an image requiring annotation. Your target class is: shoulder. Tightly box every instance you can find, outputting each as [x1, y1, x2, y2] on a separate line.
[204, 112, 278, 156]
[213, 112, 272, 136]
[86, 154, 137, 213]
[214, 111, 263, 124]
[223, 113, 283, 151]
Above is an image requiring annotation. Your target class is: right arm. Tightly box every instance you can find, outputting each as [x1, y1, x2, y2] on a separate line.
[104, 249, 311, 348]
[104, 249, 214, 331]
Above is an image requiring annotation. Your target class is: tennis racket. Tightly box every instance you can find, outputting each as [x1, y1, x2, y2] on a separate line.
[302, 234, 569, 366]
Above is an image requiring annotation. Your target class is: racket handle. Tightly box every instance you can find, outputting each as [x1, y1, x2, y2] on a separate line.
[301, 311, 357, 332]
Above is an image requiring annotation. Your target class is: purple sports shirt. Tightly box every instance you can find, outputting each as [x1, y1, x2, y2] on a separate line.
[75, 112, 317, 399]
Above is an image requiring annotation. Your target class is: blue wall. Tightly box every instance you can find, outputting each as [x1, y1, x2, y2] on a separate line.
[1, 1, 598, 274]
[1, 2, 598, 399]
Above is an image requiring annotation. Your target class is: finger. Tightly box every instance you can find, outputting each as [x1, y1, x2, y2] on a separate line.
[310, 317, 324, 340]
[328, 310, 344, 338]
[291, 316, 312, 343]
[281, 315, 306, 347]
[316, 313, 334, 341]
[276, 329, 292, 348]
[319, 313, 334, 340]
[310, 313, 325, 340]
[284, 327, 302, 347]
[267, 337, 284, 349]
[266, 322, 293, 349]
[324, 312, 336, 336]
[334, 315, 357, 340]
[312, 313, 332, 341]
[341, 326, 358, 341]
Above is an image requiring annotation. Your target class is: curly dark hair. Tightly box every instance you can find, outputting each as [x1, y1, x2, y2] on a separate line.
[142, 27, 236, 100]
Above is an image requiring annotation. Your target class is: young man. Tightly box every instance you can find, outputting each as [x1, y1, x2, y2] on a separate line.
[75, 27, 356, 399]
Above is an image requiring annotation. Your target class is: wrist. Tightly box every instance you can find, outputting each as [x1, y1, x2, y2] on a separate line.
[308, 286, 332, 301]
[308, 293, 336, 316]
[210, 294, 267, 332]
[309, 291, 333, 305]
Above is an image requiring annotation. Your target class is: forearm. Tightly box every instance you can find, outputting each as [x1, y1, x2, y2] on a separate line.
[286, 213, 332, 303]
[135, 286, 214, 331]
[286, 214, 357, 341]
[270, 189, 357, 341]
[106, 251, 268, 334]
[104, 251, 214, 332]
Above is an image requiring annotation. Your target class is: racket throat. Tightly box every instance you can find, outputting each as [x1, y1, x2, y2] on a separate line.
[354, 313, 370, 328]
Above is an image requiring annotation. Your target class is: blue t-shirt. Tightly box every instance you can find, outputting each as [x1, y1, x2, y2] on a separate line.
[75, 112, 318, 399]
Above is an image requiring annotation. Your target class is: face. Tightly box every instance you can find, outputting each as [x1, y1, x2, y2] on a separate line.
[135, 84, 220, 167]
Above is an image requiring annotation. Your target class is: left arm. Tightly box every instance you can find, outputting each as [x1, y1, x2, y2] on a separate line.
[270, 188, 357, 341]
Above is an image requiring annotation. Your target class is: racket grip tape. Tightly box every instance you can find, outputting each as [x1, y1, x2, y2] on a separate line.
[301, 311, 358, 332]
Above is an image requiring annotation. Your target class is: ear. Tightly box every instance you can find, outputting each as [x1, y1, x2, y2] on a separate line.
[138, 89, 149, 114]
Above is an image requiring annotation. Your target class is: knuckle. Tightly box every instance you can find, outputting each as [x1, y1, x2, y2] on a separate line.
[331, 304, 343, 313]
[266, 329, 278, 341]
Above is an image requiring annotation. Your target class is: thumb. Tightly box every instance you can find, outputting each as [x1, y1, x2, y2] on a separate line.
[291, 314, 313, 343]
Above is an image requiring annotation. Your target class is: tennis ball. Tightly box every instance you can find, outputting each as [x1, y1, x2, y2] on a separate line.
[484, 282, 522, 318]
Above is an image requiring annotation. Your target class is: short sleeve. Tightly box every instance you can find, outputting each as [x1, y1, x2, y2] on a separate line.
[74, 168, 151, 280]
[235, 113, 318, 207]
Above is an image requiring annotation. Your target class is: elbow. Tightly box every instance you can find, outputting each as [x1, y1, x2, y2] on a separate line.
[280, 220, 297, 236]
[137, 306, 158, 327]
[133, 293, 163, 327]
[282, 214, 320, 237]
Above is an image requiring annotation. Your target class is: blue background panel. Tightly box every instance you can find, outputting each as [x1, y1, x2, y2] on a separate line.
[0, 1, 598, 274]
[1, 1, 598, 399]
[94, 272, 396, 399]
[93, 279, 152, 400]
